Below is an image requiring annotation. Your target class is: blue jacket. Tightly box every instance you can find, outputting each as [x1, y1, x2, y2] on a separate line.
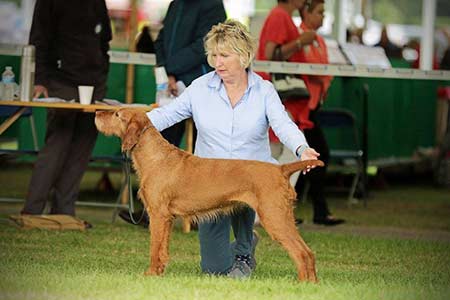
[154, 0, 226, 86]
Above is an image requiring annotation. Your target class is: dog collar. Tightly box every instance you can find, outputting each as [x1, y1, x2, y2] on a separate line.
[127, 125, 153, 153]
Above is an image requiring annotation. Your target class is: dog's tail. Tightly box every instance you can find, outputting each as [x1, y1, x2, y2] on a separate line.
[281, 159, 325, 177]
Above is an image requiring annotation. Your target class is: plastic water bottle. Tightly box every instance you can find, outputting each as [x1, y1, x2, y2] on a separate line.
[154, 66, 172, 106]
[2, 66, 18, 100]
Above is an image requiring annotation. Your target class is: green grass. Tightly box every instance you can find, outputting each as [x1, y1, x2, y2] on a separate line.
[0, 164, 450, 300]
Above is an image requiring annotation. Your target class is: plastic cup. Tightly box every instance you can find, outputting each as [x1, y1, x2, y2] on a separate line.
[78, 85, 94, 105]
[154, 66, 168, 84]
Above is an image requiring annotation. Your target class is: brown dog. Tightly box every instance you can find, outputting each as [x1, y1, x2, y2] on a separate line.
[95, 108, 323, 282]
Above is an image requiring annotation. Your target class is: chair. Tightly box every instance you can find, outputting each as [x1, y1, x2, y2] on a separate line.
[316, 108, 364, 204]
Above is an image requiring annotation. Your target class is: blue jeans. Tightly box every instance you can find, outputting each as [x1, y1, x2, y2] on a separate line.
[198, 206, 255, 274]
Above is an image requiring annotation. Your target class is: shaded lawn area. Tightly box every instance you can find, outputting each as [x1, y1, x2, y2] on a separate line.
[0, 164, 449, 300]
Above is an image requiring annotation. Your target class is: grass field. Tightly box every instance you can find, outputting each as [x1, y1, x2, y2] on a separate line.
[1, 164, 450, 300]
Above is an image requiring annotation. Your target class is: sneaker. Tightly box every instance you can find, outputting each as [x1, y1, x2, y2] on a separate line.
[227, 255, 253, 279]
[84, 221, 93, 229]
[227, 230, 259, 279]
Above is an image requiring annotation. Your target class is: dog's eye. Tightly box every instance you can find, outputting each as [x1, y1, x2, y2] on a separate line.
[114, 111, 119, 117]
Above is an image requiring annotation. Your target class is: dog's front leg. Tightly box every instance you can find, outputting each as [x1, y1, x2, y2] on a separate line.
[144, 214, 172, 276]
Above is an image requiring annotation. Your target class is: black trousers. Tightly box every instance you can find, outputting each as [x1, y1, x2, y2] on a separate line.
[294, 109, 331, 219]
[160, 120, 197, 150]
[160, 121, 185, 147]
[22, 79, 106, 215]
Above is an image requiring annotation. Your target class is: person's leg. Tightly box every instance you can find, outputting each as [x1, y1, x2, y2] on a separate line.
[51, 84, 106, 215]
[22, 80, 80, 215]
[51, 112, 98, 214]
[22, 109, 77, 214]
[308, 125, 330, 219]
[231, 207, 256, 257]
[296, 122, 344, 225]
[294, 123, 331, 220]
[226, 207, 258, 278]
[198, 215, 234, 275]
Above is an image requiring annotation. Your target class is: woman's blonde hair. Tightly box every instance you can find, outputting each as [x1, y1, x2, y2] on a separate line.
[204, 19, 256, 69]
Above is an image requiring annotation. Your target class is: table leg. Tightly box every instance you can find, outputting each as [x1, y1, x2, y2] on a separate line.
[0, 107, 27, 135]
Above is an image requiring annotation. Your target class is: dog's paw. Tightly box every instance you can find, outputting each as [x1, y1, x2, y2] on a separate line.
[144, 268, 159, 276]
[144, 266, 166, 276]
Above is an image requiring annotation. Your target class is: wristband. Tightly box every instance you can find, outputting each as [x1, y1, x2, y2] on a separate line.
[296, 144, 308, 159]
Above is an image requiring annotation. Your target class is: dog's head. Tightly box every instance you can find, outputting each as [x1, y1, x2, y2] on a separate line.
[95, 108, 151, 152]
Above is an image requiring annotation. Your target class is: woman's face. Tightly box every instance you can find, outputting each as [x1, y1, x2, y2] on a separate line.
[211, 47, 245, 82]
[305, 3, 325, 30]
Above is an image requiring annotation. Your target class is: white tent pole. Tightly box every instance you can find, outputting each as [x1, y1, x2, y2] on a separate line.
[336, 0, 348, 44]
[420, 0, 436, 70]
[22, 0, 36, 32]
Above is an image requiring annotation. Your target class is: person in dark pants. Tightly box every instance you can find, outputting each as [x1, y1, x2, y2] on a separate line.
[257, 0, 343, 226]
[294, 109, 333, 222]
[293, 0, 344, 225]
[119, 0, 226, 227]
[21, 0, 112, 226]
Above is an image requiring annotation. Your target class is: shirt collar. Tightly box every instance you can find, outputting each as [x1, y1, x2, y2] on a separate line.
[208, 69, 258, 92]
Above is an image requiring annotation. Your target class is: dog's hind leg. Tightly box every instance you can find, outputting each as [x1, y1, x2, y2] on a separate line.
[257, 201, 317, 282]
[145, 213, 173, 276]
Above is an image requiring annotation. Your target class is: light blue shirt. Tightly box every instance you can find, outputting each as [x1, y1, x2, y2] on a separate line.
[147, 70, 308, 164]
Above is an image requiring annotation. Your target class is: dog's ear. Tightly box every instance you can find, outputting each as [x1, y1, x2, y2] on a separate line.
[122, 121, 141, 152]
[120, 110, 141, 152]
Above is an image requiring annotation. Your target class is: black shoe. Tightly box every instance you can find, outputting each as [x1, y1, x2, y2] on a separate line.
[313, 216, 345, 226]
[84, 221, 93, 229]
[118, 210, 149, 227]
[295, 218, 303, 225]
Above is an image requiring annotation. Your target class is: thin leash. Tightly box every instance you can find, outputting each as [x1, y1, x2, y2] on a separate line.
[123, 125, 153, 225]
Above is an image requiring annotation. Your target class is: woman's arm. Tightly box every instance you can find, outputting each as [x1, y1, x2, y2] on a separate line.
[264, 31, 316, 61]
[265, 87, 308, 153]
[147, 87, 193, 132]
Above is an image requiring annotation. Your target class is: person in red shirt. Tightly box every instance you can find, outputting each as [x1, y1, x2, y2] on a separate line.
[257, 0, 344, 225]
[257, 0, 316, 157]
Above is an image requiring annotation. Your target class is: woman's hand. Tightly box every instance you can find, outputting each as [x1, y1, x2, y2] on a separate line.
[168, 75, 178, 97]
[299, 30, 316, 47]
[300, 147, 320, 174]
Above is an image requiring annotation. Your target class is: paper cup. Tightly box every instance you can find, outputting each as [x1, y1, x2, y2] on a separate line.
[78, 85, 94, 105]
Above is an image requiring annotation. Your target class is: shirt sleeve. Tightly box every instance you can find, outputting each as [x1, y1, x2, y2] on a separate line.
[146, 88, 193, 131]
[100, 0, 112, 55]
[265, 85, 309, 154]
[263, 12, 292, 45]
[29, 0, 54, 86]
